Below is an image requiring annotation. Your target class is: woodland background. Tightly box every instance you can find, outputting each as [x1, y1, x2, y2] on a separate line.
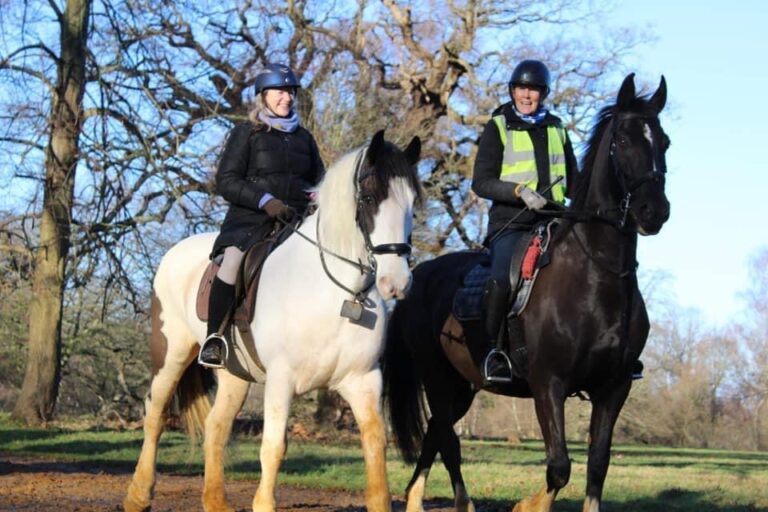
[1, 0, 766, 451]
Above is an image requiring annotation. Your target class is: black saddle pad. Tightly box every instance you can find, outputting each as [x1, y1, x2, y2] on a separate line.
[453, 255, 491, 322]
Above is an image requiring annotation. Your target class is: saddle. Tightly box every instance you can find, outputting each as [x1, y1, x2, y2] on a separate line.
[443, 221, 556, 391]
[195, 222, 296, 381]
[453, 221, 556, 322]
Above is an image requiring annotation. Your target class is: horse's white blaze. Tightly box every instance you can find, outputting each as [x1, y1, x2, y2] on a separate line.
[643, 122, 657, 173]
[370, 177, 415, 300]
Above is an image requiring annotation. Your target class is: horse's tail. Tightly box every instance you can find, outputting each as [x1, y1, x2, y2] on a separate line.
[382, 301, 426, 464]
[176, 363, 214, 444]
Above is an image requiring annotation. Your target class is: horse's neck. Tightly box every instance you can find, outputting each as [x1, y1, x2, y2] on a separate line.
[304, 210, 369, 280]
[571, 141, 638, 271]
[563, 219, 637, 283]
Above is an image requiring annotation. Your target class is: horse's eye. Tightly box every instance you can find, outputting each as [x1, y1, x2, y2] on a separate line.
[362, 194, 375, 205]
[617, 136, 629, 146]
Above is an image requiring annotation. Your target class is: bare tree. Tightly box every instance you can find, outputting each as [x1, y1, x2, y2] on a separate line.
[1, 0, 651, 422]
[5, 0, 92, 424]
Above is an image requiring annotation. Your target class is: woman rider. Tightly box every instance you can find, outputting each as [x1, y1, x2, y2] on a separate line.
[199, 63, 325, 368]
[471, 59, 578, 381]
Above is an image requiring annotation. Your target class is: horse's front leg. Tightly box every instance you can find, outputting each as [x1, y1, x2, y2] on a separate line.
[252, 368, 294, 512]
[514, 379, 569, 512]
[202, 370, 250, 512]
[337, 369, 391, 512]
[582, 379, 632, 512]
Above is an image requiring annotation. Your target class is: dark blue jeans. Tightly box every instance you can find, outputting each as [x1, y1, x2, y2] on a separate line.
[489, 229, 525, 284]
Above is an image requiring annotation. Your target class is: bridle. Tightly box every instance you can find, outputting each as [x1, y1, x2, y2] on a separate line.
[605, 112, 666, 230]
[556, 111, 666, 276]
[285, 145, 414, 305]
[352, 147, 413, 260]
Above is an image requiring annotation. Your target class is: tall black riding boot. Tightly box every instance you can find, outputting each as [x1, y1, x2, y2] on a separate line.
[481, 278, 512, 382]
[198, 276, 235, 368]
[482, 278, 511, 343]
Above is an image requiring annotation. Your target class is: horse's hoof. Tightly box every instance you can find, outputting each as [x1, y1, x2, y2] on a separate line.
[405, 499, 425, 512]
[123, 494, 151, 512]
[252, 496, 276, 512]
[457, 499, 475, 512]
[366, 494, 392, 512]
[203, 501, 235, 512]
[512, 500, 528, 512]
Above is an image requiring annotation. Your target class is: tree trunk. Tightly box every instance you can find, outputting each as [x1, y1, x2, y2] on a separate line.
[13, 0, 91, 425]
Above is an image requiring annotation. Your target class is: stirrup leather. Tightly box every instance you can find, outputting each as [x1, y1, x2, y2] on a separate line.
[198, 333, 229, 369]
[483, 348, 514, 384]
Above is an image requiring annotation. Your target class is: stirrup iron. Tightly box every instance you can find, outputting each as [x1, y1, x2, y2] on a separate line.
[483, 348, 514, 384]
[198, 333, 229, 370]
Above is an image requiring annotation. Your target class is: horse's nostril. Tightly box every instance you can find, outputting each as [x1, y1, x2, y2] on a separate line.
[640, 204, 655, 221]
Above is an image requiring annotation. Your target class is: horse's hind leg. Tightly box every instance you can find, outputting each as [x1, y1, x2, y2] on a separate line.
[252, 369, 294, 512]
[403, 422, 439, 512]
[582, 380, 631, 512]
[514, 382, 568, 512]
[202, 369, 250, 512]
[124, 297, 198, 512]
[426, 379, 476, 512]
[337, 370, 391, 512]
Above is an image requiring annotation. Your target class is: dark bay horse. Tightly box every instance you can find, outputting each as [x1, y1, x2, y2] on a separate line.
[382, 74, 670, 512]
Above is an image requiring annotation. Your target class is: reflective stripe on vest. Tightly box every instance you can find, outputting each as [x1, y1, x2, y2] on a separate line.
[492, 115, 567, 204]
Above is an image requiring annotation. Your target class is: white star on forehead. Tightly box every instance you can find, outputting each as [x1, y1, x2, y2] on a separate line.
[643, 123, 658, 173]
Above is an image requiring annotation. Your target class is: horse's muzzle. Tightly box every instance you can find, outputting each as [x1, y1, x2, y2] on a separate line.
[377, 272, 412, 300]
[636, 199, 670, 235]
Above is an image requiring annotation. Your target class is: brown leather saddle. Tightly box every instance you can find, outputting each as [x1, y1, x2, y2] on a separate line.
[195, 222, 295, 380]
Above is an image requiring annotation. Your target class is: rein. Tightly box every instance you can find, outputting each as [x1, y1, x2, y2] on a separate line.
[276, 145, 413, 308]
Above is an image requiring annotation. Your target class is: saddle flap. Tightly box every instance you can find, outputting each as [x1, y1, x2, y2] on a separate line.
[196, 261, 221, 321]
[234, 238, 275, 323]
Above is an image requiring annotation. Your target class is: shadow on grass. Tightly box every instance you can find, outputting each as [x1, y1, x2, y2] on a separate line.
[399, 493, 766, 512]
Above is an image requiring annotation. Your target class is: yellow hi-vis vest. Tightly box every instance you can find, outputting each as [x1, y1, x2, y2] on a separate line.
[493, 115, 567, 204]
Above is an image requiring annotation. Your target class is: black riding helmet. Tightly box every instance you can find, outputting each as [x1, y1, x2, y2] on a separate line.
[254, 63, 301, 95]
[508, 59, 551, 100]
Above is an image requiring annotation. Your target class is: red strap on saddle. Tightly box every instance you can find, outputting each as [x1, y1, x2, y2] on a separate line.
[521, 236, 542, 280]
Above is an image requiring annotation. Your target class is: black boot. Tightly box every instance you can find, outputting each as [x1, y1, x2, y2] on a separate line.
[481, 279, 512, 383]
[198, 276, 235, 368]
[631, 359, 644, 380]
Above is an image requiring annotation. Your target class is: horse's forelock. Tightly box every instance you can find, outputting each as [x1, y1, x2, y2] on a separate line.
[364, 141, 423, 207]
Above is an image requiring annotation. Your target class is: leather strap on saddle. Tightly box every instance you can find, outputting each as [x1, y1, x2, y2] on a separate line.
[195, 221, 298, 380]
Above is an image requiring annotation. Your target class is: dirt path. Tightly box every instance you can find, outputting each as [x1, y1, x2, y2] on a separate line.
[0, 457, 461, 511]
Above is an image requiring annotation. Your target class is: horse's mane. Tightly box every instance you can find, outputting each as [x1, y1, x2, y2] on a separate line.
[315, 148, 364, 257]
[314, 141, 422, 258]
[571, 94, 656, 211]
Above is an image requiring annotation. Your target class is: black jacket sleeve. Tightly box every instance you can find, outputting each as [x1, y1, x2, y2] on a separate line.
[309, 134, 325, 187]
[471, 120, 523, 205]
[215, 123, 269, 209]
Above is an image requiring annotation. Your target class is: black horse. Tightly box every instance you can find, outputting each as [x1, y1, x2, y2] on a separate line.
[382, 74, 670, 512]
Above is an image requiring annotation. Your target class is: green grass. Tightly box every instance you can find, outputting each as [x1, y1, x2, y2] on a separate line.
[1, 413, 766, 511]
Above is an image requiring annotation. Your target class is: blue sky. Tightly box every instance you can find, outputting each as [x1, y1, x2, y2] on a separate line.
[602, 1, 768, 327]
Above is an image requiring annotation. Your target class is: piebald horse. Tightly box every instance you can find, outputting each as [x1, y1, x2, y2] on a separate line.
[124, 130, 421, 512]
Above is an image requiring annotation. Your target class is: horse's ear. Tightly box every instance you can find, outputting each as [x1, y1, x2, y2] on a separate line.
[368, 130, 386, 165]
[648, 75, 667, 114]
[404, 136, 421, 165]
[617, 73, 636, 109]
